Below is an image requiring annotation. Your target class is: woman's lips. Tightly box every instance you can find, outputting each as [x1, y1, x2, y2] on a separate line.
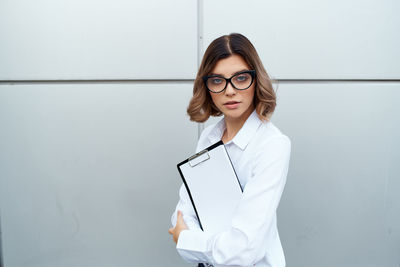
[224, 101, 240, 109]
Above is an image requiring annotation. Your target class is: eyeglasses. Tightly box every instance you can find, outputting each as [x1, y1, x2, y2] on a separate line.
[203, 70, 256, 93]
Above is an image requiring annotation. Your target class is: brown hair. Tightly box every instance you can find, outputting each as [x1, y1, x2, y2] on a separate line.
[187, 33, 277, 122]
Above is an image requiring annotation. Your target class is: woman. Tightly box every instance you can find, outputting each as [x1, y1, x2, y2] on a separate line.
[168, 33, 291, 267]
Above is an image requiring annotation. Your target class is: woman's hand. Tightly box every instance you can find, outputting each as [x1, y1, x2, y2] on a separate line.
[168, 210, 188, 244]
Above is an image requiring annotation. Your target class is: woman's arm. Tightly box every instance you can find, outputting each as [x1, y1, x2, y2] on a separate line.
[176, 135, 291, 266]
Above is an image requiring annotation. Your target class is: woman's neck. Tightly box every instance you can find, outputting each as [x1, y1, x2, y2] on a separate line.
[222, 107, 254, 143]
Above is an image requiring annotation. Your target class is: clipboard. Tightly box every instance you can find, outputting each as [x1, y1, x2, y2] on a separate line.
[177, 141, 243, 234]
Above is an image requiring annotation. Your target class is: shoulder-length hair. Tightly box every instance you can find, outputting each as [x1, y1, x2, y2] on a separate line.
[187, 33, 276, 122]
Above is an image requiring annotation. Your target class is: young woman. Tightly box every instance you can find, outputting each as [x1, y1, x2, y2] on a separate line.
[168, 33, 291, 267]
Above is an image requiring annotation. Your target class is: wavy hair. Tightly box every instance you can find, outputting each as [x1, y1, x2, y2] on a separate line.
[187, 33, 277, 122]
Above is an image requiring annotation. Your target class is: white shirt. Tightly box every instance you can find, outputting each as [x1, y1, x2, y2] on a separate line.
[171, 109, 291, 267]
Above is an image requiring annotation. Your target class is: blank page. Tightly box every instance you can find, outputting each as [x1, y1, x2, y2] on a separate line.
[178, 142, 242, 235]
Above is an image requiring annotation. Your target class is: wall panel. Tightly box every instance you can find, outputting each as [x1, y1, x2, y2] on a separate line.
[0, 83, 196, 267]
[273, 82, 400, 267]
[202, 0, 400, 79]
[0, 0, 197, 80]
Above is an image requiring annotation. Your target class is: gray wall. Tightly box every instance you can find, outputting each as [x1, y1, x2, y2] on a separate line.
[0, 0, 399, 267]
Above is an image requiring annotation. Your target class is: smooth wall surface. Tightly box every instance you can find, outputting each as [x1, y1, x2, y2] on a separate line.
[1, 0, 399, 267]
[0, 83, 196, 267]
[274, 82, 400, 267]
[203, 0, 400, 79]
[0, 0, 197, 80]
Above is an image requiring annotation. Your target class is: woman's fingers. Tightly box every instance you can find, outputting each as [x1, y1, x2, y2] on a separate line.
[168, 210, 186, 243]
[177, 210, 188, 229]
[176, 211, 183, 225]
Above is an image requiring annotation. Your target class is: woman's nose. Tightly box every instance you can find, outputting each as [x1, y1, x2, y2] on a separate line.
[225, 81, 236, 96]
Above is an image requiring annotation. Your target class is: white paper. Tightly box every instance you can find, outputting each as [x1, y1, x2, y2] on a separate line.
[179, 143, 242, 235]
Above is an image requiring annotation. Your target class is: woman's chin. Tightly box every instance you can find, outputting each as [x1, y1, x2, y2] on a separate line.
[223, 109, 246, 121]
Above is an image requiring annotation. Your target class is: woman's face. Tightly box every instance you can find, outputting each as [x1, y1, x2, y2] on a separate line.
[208, 54, 255, 123]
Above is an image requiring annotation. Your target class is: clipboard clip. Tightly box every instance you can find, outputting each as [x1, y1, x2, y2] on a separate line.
[188, 149, 210, 167]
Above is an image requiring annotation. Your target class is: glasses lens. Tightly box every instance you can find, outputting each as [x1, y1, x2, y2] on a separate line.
[232, 72, 253, 90]
[207, 77, 226, 92]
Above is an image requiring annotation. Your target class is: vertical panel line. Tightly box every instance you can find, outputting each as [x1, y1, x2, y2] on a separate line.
[197, 0, 205, 139]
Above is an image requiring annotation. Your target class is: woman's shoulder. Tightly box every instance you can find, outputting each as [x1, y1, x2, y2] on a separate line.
[256, 120, 291, 148]
[200, 123, 218, 139]
[195, 121, 222, 152]
[245, 121, 291, 166]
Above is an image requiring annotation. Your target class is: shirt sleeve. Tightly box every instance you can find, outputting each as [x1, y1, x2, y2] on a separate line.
[176, 135, 291, 266]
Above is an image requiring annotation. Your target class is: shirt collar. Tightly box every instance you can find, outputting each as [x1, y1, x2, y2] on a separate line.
[207, 109, 262, 150]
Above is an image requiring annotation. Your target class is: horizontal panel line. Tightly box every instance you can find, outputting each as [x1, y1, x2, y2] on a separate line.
[0, 79, 195, 85]
[277, 79, 400, 83]
[0, 79, 399, 85]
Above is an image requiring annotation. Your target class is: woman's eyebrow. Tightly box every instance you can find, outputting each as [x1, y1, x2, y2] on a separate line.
[209, 69, 249, 76]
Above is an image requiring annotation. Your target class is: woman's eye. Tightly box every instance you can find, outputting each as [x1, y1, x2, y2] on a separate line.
[211, 78, 223, 84]
[236, 75, 248, 82]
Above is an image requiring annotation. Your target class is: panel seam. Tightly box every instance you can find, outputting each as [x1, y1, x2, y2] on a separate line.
[197, 0, 205, 139]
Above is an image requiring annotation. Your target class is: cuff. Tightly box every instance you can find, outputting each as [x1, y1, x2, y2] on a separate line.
[176, 229, 213, 263]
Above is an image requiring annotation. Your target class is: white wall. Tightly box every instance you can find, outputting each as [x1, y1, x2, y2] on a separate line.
[202, 0, 400, 79]
[0, 0, 197, 80]
[0, 83, 196, 267]
[0, 0, 399, 267]
[274, 82, 400, 266]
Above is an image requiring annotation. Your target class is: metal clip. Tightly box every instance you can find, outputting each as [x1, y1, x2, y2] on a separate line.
[188, 149, 210, 167]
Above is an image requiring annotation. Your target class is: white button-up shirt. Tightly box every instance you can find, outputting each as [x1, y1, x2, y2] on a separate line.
[171, 109, 291, 267]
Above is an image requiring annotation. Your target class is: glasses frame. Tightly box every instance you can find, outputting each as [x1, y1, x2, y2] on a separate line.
[202, 70, 256, 93]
